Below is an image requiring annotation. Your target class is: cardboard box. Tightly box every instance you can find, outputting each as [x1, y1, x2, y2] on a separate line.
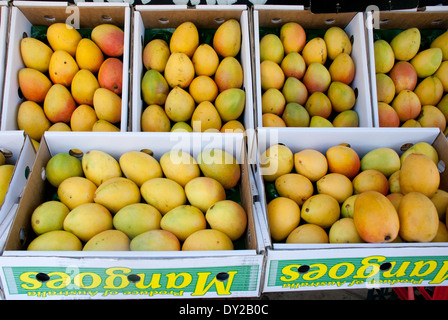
[365, 8, 448, 127]
[0, 1, 131, 132]
[253, 5, 373, 129]
[253, 127, 448, 292]
[0, 131, 264, 300]
[0, 1, 9, 125]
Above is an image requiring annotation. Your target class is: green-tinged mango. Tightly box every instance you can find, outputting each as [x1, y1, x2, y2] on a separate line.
[164, 86, 195, 122]
[282, 102, 310, 127]
[119, 150, 163, 187]
[197, 149, 241, 189]
[360, 147, 400, 177]
[171, 121, 193, 132]
[93, 88, 122, 124]
[27, 230, 82, 251]
[48, 50, 79, 86]
[18, 68, 52, 103]
[98, 58, 123, 95]
[214, 56, 244, 92]
[130, 229, 180, 251]
[431, 30, 448, 60]
[57, 176, 97, 210]
[31, 200, 70, 235]
[141, 69, 169, 106]
[143, 39, 170, 72]
[282, 77, 308, 106]
[213, 19, 241, 58]
[160, 205, 207, 242]
[83, 229, 130, 251]
[159, 150, 200, 187]
[376, 73, 396, 103]
[71, 69, 100, 106]
[43, 84, 77, 123]
[94, 177, 141, 214]
[113, 203, 162, 239]
[140, 177, 186, 215]
[259, 33, 284, 64]
[17, 101, 51, 141]
[91, 24, 124, 58]
[411, 48, 443, 78]
[164, 52, 195, 89]
[0, 164, 15, 207]
[400, 141, 439, 166]
[324, 26, 352, 61]
[182, 229, 234, 251]
[374, 40, 395, 73]
[390, 27, 421, 61]
[45, 152, 83, 188]
[214, 88, 245, 122]
[281, 52, 306, 80]
[327, 81, 356, 113]
[141, 105, 171, 132]
[20, 37, 53, 73]
[81, 150, 122, 186]
[75, 38, 104, 74]
[310, 115, 333, 127]
[169, 21, 199, 58]
[333, 110, 359, 127]
[46, 23, 82, 57]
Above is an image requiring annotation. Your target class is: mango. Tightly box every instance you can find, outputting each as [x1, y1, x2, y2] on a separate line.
[172, 121, 193, 132]
[294, 148, 328, 182]
[260, 60, 285, 91]
[438, 94, 448, 121]
[160, 150, 200, 187]
[75, 38, 104, 74]
[260, 144, 293, 182]
[353, 169, 389, 195]
[417, 105, 446, 132]
[57, 176, 97, 210]
[286, 224, 329, 244]
[259, 33, 284, 64]
[341, 194, 358, 218]
[182, 229, 234, 251]
[303, 62, 331, 94]
[389, 61, 417, 94]
[281, 102, 309, 127]
[326, 144, 360, 179]
[388, 170, 401, 194]
[310, 115, 333, 127]
[45, 152, 83, 188]
[435, 61, 448, 92]
[20, 37, 53, 73]
[170, 21, 199, 58]
[212, 19, 241, 58]
[329, 218, 363, 243]
[220, 120, 244, 133]
[0, 153, 5, 166]
[197, 149, 241, 189]
[185, 177, 226, 213]
[17, 101, 51, 141]
[433, 221, 448, 242]
[43, 84, 76, 123]
[141, 69, 169, 106]
[262, 113, 286, 127]
[48, 122, 71, 132]
[327, 81, 356, 113]
[414, 76, 444, 106]
[119, 150, 163, 187]
[160, 205, 206, 241]
[400, 141, 439, 166]
[93, 120, 118, 132]
[281, 52, 306, 80]
[164, 52, 195, 88]
[305, 92, 332, 118]
[49, 50, 79, 88]
[324, 26, 352, 61]
[398, 192, 439, 242]
[94, 177, 141, 214]
[282, 77, 308, 106]
[214, 56, 244, 92]
[431, 30, 448, 60]
[332, 110, 359, 127]
[192, 43, 219, 76]
[70, 104, 97, 131]
[71, 69, 100, 106]
[30, 200, 69, 235]
[301, 194, 340, 229]
[189, 75, 218, 103]
[267, 197, 300, 242]
[191, 101, 222, 132]
[93, 88, 121, 124]
[141, 105, 171, 132]
[374, 40, 395, 73]
[280, 22, 306, 54]
[143, 38, 170, 72]
[27, 230, 82, 251]
[360, 147, 400, 177]
[140, 177, 186, 215]
[376, 73, 395, 104]
[214, 88, 245, 122]
[302, 37, 327, 65]
[205, 200, 247, 241]
[400, 153, 440, 197]
[390, 27, 421, 61]
[83, 229, 130, 251]
[430, 189, 448, 220]
[353, 190, 399, 243]
[411, 48, 443, 78]
[63, 202, 113, 242]
[91, 24, 124, 57]
[164, 86, 195, 122]
[113, 203, 162, 239]
[391, 90, 421, 122]
[316, 173, 353, 204]
[402, 119, 422, 127]
[387, 193, 403, 211]
[81, 150, 122, 186]
[262, 88, 285, 115]
[378, 102, 400, 127]
[329, 53, 355, 85]
[98, 58, 123, 95]
[130, 229, 181, 251]
[18, 68, 52, 103]
[46, 23, 82, 57]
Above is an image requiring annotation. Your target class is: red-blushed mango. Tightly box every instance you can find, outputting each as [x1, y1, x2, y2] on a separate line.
[214, 56, 243, 92]
[205, 199, 247, 241]
[164, 86, 195, 122]
[70, 104, 98, 131]
[329, 53, 355, 85]
[391, 90, 422, 122]
[98, 58, 123, 95]
[18, 68, 52, 103]
[324, 26, 352, 61]
[91, 24, 124, 58]
[17, 101, 51, 141]
[376, 74, 395, 104]
[213, 19, 241, 58]
[282, 77, 308, 105]
[282, 102, 310, 127]
[262, 88, 286, 115]
[414, 76, 444, 106]
[390, 27, 421, 61]
[130, 229, 180, 251]
[189, 75, 218, 103]
[93, 88, 121, 124]
[281, 52, 306, 79]
[303, 62, 331, 94]
[327, 81, 356, 113]
[353, 190, 400, 243]
[411, 47, 443, 78]
[75, 38, 104, 74]
[287, 224, 329, 244]
[182, 229, 233, 251]
[143, 38, 170, 72]
[302, 37, 327, 65]
[214, 88, 245, 122]
[435, 61, 448, 92]
[301, 194, 340, 229]
[170, 22, 199, 58]
[46, 23, 81, 57]
[332, 110, 359, 127]
[48, 50, 79, 86]
[262, 113, 286, 127]
[326, 144, 360, 179]
[141, 105, 171, 132]
[305, 91, 332, 119]
[259, 33, 284, 64]
[275, 173, 314, 205]
[260, 60, 285, 91]
[71, 69, 100, 106]
[164, 52, 195, 89]
[141, 69, 169, 106]
[267, 197, 300, 242]
[417, 105, 446, 132]
[294, 148, 328, 182]
[316, 173, 353, 204]
[353, 169, 389, 195]
[431, 30, 448, 60]
[389, 61, 417, 94]
[280, 22, 306, 54]
[192, 43, 219, 76]
[43, 84, 76, 123]
[400, 153, 440, 197]
[20, 37, 53, 73]
[329, 218, 363, 243]
[374, 40, 394, 73]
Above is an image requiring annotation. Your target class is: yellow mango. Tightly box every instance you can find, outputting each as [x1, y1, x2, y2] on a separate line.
[431, 30, 448, 60]
[192, 43, 219, 76]
[213, 19, 241, 58]
[113, 203, 162, 239]
[46, 23, 82, 56]
[48, 50, 79, 86]
[164, 86, 195, 122]
[159, 150, 200, 187]
[17, 101, 51, 141]
[160, 205, 207, 241]
[92, 119, 120, 132]
[48, 122, 71, 132]
[43, 84, 77, 123]
[81, 150, 122, 186]
[70, 104, 98, 131]
[140, 177, 186, 215]
[197, 149, 241, 189]
[83, 230, 130, 251]
[205, 199, 247, 241]
[75, 38, 104, 73]
[93, 88, 121, 124]
[119, 150, 163, 187]
[164, 52, 195, 88]
[191, 101, 222, 132]
[27, 230, 82, 251]
[324, 26, 352, 61]
[143, 38, 170, 72]
[20, 37, 53, 73]
[57, 176, 97, 210]
[30, 200, 70, 235]
[390, 27, 421, 61]
[184, 176, 226, 213]
[182, 229, 234, 251]
[169, 21, 199, 58]
[267, 197, 300, 242]
[71, 69, 100, 106]
[141, 105, 171, 132]
[0, 164, 15, 207]
[287, 224, 329, 244]
[130, 229, 180, 251]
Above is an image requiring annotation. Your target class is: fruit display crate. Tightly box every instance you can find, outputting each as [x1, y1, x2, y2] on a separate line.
[0, 1, 131, 135]
[252, 5, 373, 129]
[365, 7, 448, 128]
[0, 131, 265, 300]
[252, 127, 448, 293]
[0, 1, 9, 123]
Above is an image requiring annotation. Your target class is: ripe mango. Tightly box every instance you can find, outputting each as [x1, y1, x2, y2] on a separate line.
[57, 176, 97, 210]
[46, 23, 82, 57]
[184, 176, 226, 213]
[70, 104, 98, 131]
[262, 88, 285, 115]
[280, 22, 306, 54]
[197, 149, 241, 189]
[98, 58, 123, 95]
[94, 177, 141, 214]
[324, 26, 352, 61]
[360, 147, 400, 177]
[141, 105, 171, 132]
[48, 50, 79, 86]
[213, 19, 241, 58]
[327, 81, 356, 113]
[286, 224, 329, 244]
[353, 169, 389, 195]
[18, 68, 52, 103]
[294, 149, 328, 182]
[400, 141, 439, 166]
[333, 110, 359, 127]
[169, 21, 199, 58]
[93, 88, 121, 124]
[143, 39, 170, 72]
[378, 102, 400, 127]
[83, 229, 130, 251]
[75, 38, 104, 73]
[160, 205, 207, 241]
[259, 33, 284, 64]
[81, 150, 122, 186]
[20, 37, 53, 73]
[435, 61, 448, 92]
[45, 152, 83, 188]
[17, 100, 51, 141]
[267, 197, 300, 242]
[262, 113, 286, 127]
[431, 30, 448, 60]
[302, 37, 327, 65]
[391, 89, 421, 122]
[189, 75, 218, 103]
[316, 173, 353, 204]
[119, 150, 163, 187]
[329, 218, 363, 243]
[414, 76, 444, 106]
[27, 230, 82, 251]
[418, 105, 446, 132]
[374, 40, 395, 73]
[260, 60, 285, 91]
[63, 202, 113, 242]
[191, 101, 222, 132]
[113, 203, 162, 239]
[214, 56, 243, 92]
[282, 102, 310, 127]
[159, 150, 200, 187]
[140, 177, 186, 215]
[411, 48, 443, 78]
[141, 69, 169, 106]
[281, 52, 306, 80]
[182, 229, 234, 251]
[214, 88, 245, 122]
[130, 229, 180, 251]
[301, 193, 340, 228]
[389, 61, 417, 93]
[305, 91, 332, 118]
[400, 153, 439, 198]
[44, 84, 76, 123]
[91, 24, 124, 58]
[398, 192, 439, 242]
[192, 43, 219, 76]
[303, 62, 331, 94]
[326, 144, 360, 179]
[310, 115, 333, 127]
[430, 189, 448, 220]
[0, 164, 15, 207]
[260, 144, 293, 182]
[205, 200, 247, 241]
[390, 27, 421, 61]
[353, 190, 399, 243]
[93, 121, 119, 134]
[164, 86, 195, 122]
[71, 69, 100, 106]
[433, 221, 448, 242]
[282, 77, 308, 106]
[329, 52, 355, 85]
[48, 122, 71, 132]
[172, 121, 193, 132]
[376, 73, 396, 103]
[164, 52, 195, 88]
[341, 194, 358, 218]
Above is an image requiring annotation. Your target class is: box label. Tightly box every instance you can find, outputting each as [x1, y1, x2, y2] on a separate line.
[2, 264, 259, 299]
[266, 255, 448, 291]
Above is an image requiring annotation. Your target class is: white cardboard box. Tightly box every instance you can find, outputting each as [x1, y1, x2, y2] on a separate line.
[0, 131, 264, 300]
[0, 1, 131, 132]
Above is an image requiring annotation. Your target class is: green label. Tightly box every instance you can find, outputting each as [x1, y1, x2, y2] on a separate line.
[268, 255, 448, 290]
[2, 264, 259, 298]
